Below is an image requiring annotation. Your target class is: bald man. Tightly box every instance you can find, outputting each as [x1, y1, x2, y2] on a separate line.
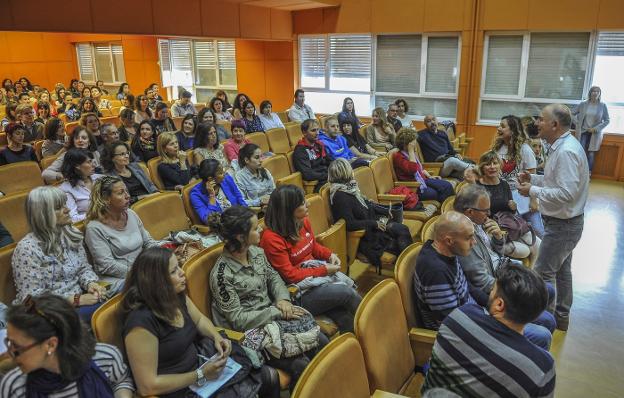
[417, 115, 472, 178]
[413, 211, 553, 349]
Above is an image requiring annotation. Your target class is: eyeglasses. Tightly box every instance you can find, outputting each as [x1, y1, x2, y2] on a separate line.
[3, 295, 59, 358]
[4, 338, 40, 358]
[468, 207, 490, 215]
[114, 151, 130, 157]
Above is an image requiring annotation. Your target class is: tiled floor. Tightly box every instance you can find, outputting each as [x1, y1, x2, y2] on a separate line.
[351, 179, 624, 397]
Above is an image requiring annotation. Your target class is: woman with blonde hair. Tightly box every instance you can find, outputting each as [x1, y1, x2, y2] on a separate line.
[156, 131, 192, 191]
[365, 107, 396, 151]
[85, 176, 161, 290]
[11, 186, 107, 321]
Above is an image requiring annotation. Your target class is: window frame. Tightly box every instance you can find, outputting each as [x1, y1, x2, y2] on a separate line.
[298, 32, 462, 120]
[478, 31, 595, 125]
[75, 42, 126, 85]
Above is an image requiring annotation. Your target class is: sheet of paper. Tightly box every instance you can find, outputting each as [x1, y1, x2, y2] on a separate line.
[189, 356, 242, 398]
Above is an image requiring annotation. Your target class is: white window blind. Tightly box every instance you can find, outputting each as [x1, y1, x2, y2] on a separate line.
[300, 36, 326, 88]
[170, 40, 193, 87]
[375, 35, 421, 94]
[524, 32, 590, 100]
[217, 40, 237, 87]
[483, 35, 523, 95]
[329, 35, 371, 91]
[76, 44, 95, 82]
[194, 41, 217, 86]
[94, 44, 113, 83]
[111, 44, 125, 82]
[158, 39, 172, 87]
[425, 37, 459, 93]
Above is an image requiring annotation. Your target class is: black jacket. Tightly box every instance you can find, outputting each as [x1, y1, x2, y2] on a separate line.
[292, 140, 330, 191]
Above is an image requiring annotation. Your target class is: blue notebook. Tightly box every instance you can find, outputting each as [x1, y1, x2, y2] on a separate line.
[189, 356, 242, 398]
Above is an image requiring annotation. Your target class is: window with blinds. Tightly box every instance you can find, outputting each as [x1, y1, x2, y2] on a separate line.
[592, 32, 624, 134]
[375, 35, 421, 94]
[300, 36, 327, 89]
[75, 42, 125, 83]
[329, 35, 371, 91]
[425, 37, 459, 94]
[480, 32, 592, 122]
[158, 38, 237, 102]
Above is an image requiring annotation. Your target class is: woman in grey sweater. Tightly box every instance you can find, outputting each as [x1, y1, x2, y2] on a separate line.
[572, 86, 610, 173]
[84, 176, 160, 291]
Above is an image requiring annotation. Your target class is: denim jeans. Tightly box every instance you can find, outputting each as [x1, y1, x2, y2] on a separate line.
[522, 210, 545, 239]
[439, 156, 472, 178]
[524, 323, 552, 350]
[420, 178, 455, 203]
[77, 302, 103, 324]
[579, 131, 596, 172]
[534, 214, 584, 320]
[298, 283, 362, 333]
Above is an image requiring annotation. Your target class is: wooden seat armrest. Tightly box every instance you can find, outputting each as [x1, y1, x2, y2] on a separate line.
[409, 327, 437, 345]
[302, 180, 318, 195]
[393, 181, 421, 192]
[302, 180, 318, 186]
[422, 162, 444, 168]
[377, 194, 406, 203]
[216, 327, 245, 343]
[192, 224, 211, 235]
[346, 228, 365, 266]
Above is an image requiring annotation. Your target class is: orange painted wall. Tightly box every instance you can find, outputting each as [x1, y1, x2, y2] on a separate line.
[293, 0, 624, 163]
[235, 40, 294, 112]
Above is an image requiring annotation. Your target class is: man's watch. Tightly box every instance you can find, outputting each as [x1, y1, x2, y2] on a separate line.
[196, 367, 207, 386]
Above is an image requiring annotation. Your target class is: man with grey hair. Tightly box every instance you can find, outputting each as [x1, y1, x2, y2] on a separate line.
[417, 114, 472, 178]
[518, 103, 589, 331]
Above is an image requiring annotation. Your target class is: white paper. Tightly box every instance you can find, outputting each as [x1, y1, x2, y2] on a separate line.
[512, 190, 530, 215]
[189, 356, 242, 398]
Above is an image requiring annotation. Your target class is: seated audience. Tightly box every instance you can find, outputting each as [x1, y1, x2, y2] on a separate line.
[394, 99, 412, 127]
[242, 100, 265, 133]
[210, 96, 233, 122]
[223, 119, 251, 162]
[42, 117, 65, 157]
[260, 185, 362, 333]
[96, 80, 109, 95]
[339, 120, 381, 161]
[148, 83, 163, 102]
[120, 93, 135, 113]
[393, 128, 454, 203]
[58, 93, 77, 117]
[118, 108, 139, 142]
[319, 116, 369, 168]
[365, 107, 396, 151]
[1, 102, 18, 131]
[117, 82, 131, 100]
[145, 88, 158, 111]
[386, 103, 402, 132]
[80, 112, 103, 144]
[422, 265, 555, 398]
[156, 131, 192, 191]
[171, 90, 197, 117]
[258, 100, 285, 130]
[11, 187, 107, 320]
[292, 118, 330, 192]
[193, 122, 229, 171]
[78, 97, 102, 119]
[231, 93, 250, 120]
[85, 176, 161, 289]
[59, 149, 104, 222]
[134, 94, 153, 124]
[16, 103, 44, 142]
[0, 221, 13, 248]
[0, 294, 134, 397]
[34, 101, 51, 124]
[215, 90, 232, 110]
[209, 206, 324, 393]
[476, 151, 539, 260]
[417, 114, 472, 178]
[151, 102, 176, 134]
[91, 86, 111, 110]
[131, 120, 158, 162]
[81, 86, 91, 99]
[413, 211, 552, 349]
[190, 159, 248, 223]
[42, 126, 101, 184]
[288, 89, 316, 123]
[0, 123, 38, 165]
[175, 114, 196, 151]
[337, 97, 361, 134]
[98, 123, 119, 154]
[102, 141, 158, 204]
[198, 107, 230, 141]
[531, 138, 545, 175]
[69, 79, 80, 98]
[328, 158, 412, 270]
[54, 87, 66, 109]
[34, 91, 57, 116]
[123, 247, 263, 398]
[235, 143, 275, 207]
[493, 115, 544, 238]
[17, 93, 30, 105]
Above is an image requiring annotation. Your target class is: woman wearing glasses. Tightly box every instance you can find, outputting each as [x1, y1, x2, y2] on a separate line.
[0, 293, 135, 397]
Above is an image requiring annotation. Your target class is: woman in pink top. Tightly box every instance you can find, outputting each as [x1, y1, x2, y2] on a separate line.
[223, 119, 250, 162]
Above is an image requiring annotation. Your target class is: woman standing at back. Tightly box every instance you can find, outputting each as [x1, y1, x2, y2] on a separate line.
[572, 85, 610, 174]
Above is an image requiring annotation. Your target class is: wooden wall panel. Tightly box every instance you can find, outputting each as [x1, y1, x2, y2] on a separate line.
[240, 5, 272, 39]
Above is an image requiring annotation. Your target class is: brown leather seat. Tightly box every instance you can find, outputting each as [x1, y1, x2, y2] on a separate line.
[91, 294, 125, 351]
[291, 333, 370, 398]
[0, 243, 17, 305]
[245, 132, 270, 153]
[306, 194, 348, 273]
[284, 122, 302, 149]
[420, 215, 439, 243]
[265, 128, 291, 154]
[441, 196, 455, 213]
[147, 157, 165, 191]
[0, 162, 44, 195]
[355, 279, 435, 395]
[130, 191, 192, 239]
[286, 151, 317, 195]
[262, 154, 291, 181]
[0, 190, 30, 242]
[182, 180, 203, 225]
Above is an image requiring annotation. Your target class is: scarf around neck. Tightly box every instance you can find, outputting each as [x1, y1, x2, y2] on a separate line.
[26, 360, 114, 398]
[330, 180, 368, 208]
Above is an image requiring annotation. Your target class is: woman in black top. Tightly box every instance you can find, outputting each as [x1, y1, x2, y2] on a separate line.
[151, 102, 176, 135]
[175, 114, 197, 151]
[102, 141, 158, 204]
[328, 158, 411, 270]
[339, 120, 380, 161]
[476, 151, 515, 215]
[156, 131, 192, 191]
[122, 247, 233, 398]
[118, 108, 139, 142]
[131, 120, 158, 162]
[337, 97, 362, 136]
[0, 123, 38, 165]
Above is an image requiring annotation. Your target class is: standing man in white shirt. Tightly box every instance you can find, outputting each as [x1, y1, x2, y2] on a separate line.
[517, 104, 589, 332]
[288, 89, 316, 123]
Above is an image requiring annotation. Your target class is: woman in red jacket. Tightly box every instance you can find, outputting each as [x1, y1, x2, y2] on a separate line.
[392, 128, 454, 203]
[259, 185, 362, 333]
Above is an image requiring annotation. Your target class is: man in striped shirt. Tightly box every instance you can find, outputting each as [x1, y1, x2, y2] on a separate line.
[413, 211, 552, 350]
[422, 264, 556, 398]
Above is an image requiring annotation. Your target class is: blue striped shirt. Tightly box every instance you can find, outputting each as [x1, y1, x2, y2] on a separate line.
[423, 303, 555, 397]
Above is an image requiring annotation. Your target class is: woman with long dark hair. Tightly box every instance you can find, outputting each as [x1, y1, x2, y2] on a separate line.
[59, 148, 104, 222]
[337, 97, 361, 135]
